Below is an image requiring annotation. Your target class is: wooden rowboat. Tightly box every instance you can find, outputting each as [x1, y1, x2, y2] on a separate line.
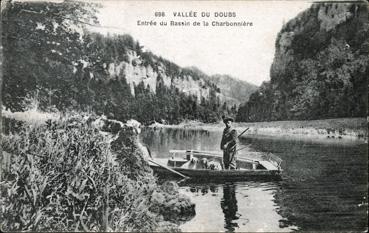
[148, 150, 282, 181]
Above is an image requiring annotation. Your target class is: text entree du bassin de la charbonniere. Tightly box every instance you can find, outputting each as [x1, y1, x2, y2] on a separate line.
[137, 11, 253, 27]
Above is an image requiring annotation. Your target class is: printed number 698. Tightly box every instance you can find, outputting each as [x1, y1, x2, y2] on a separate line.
[155, 12, 165, 17]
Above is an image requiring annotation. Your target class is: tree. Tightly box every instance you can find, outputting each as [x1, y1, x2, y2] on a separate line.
[2, 0, 99, 111]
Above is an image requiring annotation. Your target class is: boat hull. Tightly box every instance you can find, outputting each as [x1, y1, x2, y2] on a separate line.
[148, 150, 283, 181]
[150, 164, 282, 181]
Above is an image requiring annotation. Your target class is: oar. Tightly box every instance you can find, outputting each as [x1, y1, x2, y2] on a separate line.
[145, 146, 189, 179]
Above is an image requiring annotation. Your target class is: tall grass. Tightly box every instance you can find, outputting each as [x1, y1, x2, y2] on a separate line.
[0, 115, 193, 231]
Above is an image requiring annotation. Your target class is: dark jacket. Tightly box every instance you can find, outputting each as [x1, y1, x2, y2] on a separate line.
[220, 127, 238, 151]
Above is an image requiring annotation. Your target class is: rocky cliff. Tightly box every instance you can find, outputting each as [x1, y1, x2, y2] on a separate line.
[237, 1, 368, 122]
[107, 50, 212, 103]
[208, 74, 258, 105]
[106, 49, 253, 107]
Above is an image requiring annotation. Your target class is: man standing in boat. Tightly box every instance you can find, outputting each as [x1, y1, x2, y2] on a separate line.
[220, 116, 238, 170]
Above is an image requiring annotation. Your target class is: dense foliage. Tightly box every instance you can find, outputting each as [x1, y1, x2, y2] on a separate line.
[237, 2, 368, 122]
[0, 115, 194, 231]
[1, 1, 233, 124]
[2, 0, 97, 111]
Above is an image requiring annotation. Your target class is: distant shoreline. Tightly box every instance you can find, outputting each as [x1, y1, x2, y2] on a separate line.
[2, 109, 367, 142]
[148, 118, 368, 142]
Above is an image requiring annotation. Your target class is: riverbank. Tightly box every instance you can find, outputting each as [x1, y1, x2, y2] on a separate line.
[1, 111, 195, 231]
[149, 118, 368, 142]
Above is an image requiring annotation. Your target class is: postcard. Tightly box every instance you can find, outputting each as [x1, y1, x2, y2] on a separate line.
[1, 0, 368, 232]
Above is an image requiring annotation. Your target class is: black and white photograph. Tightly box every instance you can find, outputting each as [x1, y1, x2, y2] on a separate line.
[0, 0, 368, 232]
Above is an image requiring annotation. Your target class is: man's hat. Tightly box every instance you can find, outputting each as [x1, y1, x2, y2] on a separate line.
[222, 116, 234, 123]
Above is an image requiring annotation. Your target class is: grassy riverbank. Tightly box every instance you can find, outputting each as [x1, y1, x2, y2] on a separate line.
[150, 118, 368, 141]
[1, 111, 195, 231]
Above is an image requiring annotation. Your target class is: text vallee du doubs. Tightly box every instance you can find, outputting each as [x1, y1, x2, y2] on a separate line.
[155, 11, 237, 18]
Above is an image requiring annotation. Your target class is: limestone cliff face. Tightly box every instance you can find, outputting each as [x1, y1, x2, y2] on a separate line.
[237, 1, 368, 122]
[271, 2, 367, 82]
[106, 50, 211, 102]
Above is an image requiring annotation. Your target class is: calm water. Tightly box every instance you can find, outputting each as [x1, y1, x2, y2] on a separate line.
[141, 128, 368, 232]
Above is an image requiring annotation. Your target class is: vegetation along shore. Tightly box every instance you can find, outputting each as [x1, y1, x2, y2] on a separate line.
[149, 118, 368, 142]
[1, 111, 195, 231]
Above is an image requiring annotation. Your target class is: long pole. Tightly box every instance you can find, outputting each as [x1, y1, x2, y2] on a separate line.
[148, 159, 188, 179]
[145, 146, 188, 179]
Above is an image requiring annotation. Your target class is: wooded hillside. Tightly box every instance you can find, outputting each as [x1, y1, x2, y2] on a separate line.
[237, 2, 368, 122]
[2, 1, 238, 124]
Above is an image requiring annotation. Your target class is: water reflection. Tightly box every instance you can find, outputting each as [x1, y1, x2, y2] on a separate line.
[244, 135, 368, 231]
[141, 128, 219, 158]
[141, 128, 368, 232]
[221, 183, 239, 232]
[179, 181, 293, 232]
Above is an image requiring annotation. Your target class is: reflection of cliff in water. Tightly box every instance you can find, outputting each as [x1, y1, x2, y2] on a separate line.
[221, 183, 239, 232]
[141, 128, 216, 158]
[247, 136, 369, 232]
[143, 128, 367, 231]
[273, 178, 368, 231]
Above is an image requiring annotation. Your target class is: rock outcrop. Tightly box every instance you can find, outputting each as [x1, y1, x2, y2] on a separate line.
[105, 50, 212, 103]
[237, 1, 368, 122]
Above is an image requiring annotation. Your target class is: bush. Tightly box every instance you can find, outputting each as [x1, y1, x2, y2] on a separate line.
[0, 115, 194, 231]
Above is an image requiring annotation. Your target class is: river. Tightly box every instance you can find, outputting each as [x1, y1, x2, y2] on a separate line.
[140, 128, 368, 232]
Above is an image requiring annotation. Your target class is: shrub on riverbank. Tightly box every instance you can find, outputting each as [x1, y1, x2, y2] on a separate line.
[0, 114, 194, 231]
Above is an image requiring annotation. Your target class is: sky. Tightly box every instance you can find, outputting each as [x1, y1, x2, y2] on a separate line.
[18, 0, 312, 85]
[13, 0, 311, 86]
[92, 0, 312, 86]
